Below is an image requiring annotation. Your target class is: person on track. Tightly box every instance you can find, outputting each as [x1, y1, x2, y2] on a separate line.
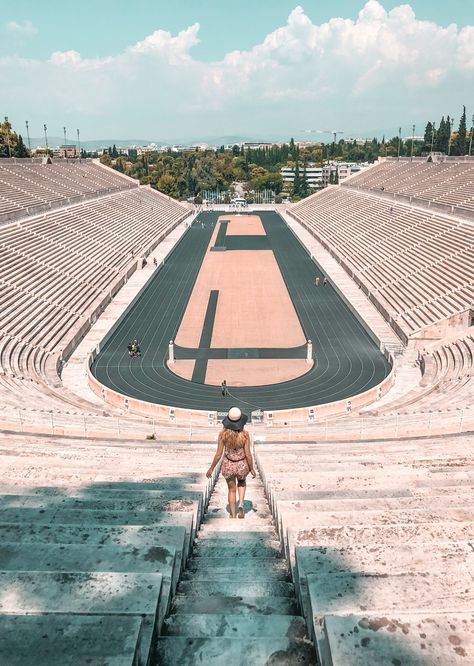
[128, 340, 141, 357]
[221, 379, 229, 397]
[206, 407, 256, 519]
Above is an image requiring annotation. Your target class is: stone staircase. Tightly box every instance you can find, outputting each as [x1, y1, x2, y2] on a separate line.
[157, 473, 317, 665]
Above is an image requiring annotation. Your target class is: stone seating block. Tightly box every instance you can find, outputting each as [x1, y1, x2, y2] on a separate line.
[0, 522, 189, 565]
[307, 571, 474, 646]
[1, 491, 205, 525]
[274, 494, 474, 542]
[0, 507, 196, 550]
[0, 614, 143, 666]
[322, 613, 474, 665]
[0, 570, 163, 663]
[294, 542, 474, 634]
[0, 541, 179, 619]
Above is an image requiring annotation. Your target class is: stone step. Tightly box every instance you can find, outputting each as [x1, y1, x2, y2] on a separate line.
[0, 522, 189, 560]
[273, 493, 474, 524]
[0, 541, 179, 613]
[176, 580, 295, 598]
[255, 437, 471, 453]
[294, 542, 474, 632]
[203, 511, 273, 523]
[0, 509, 196, 553]
[193, 531, 281, 559]
[199, 520, 274, 532]
[181, 557, 289, 581]
[163, 613, 307, 638]
[278, 507, 474, 545]
[287, 522, 474, 553]
[0, 435, 215, 453]
[257, 447, 474, 465]
[262, 472, 473, 495]
[156, 636, 316, 665]
[206, 499, 268, 510]
[295, 541, 474, 579]
[267, 488, 412, 513]
[322, 613, 474, 665]
[0, 614, 142, 666]
[0, 480, 208, 494]
[0, 507, 196, 540]
[308, 570, 474, 627]
[1, 493, 204, 518]
[171, 594, 299, 615]
[0, 570, 163, 660]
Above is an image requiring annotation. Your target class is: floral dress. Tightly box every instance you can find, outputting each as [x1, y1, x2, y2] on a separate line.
[221, 446, 250, 480]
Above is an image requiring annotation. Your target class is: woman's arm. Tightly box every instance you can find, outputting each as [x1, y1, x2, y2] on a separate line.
[206, 436, 224, 478]
[244, 433, 256, 478]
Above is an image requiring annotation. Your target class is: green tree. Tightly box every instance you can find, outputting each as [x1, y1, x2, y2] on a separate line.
[455, 106, 467, 156]
[291, 161, 301, 197]
[13, 134, 30, 158]
[156, 173, 178, 197]
[435, 117, 449, 153]
[0, 118, 17, 157]
[299, 161, 309, 197]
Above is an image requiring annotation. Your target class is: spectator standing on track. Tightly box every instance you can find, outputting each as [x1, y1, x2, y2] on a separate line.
[221, 380, 229, 397]
[206, 407, 256, 519]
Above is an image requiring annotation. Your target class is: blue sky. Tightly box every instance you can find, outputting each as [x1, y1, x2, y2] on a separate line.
[2, 1, 473, 142]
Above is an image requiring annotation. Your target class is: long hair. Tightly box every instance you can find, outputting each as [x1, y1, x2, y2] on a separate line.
[219, 428, 249, 450]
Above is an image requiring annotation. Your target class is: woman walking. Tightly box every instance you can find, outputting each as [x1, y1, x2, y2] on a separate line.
[206, 407, 256, 518]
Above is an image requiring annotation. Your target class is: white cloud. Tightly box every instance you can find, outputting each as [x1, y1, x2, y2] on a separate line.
[6, 19, 37, 36]
[50, 50, 82, 66]
[1, 2, 473, 138]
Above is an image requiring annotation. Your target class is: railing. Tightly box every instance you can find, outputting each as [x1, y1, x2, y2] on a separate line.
[0, 405, 472, 442]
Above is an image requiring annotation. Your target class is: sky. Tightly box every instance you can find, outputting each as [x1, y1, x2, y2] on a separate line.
[1, 0, 473, 143]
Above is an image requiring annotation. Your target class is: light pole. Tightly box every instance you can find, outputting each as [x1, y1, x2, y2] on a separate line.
[77, 128, 81, 159]
[4, 116, 11, 157]
[25, 120, 31, 151]
[410, 124, 415, 161]
[397, 127, 402, 159]
[469, 115, 474, 157]
[43, 124, 49, 153]
[430, 122, 436, 153]
[448, 117, 454, 156]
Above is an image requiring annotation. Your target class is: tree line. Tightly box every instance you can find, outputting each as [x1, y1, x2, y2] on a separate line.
[1, 105, 472, 202]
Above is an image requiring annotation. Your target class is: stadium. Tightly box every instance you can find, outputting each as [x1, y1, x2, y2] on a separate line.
[1, 148, 473, 664]
[1, 3, 474, 666]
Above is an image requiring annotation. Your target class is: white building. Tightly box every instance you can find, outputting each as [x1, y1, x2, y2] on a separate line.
[321, 161, 370, 186]
[280, 164, 323, 189]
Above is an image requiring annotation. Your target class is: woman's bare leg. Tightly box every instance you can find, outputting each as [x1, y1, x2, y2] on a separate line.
[237, 479, 246, 515]
[226, 478, 237, 517]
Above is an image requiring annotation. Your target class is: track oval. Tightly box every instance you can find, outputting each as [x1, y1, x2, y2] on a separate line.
[91, 211, 391, 413]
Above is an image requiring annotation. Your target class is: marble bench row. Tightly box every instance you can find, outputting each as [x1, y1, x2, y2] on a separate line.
[0, 438, 217, 665]
[254, 437, 474, 665]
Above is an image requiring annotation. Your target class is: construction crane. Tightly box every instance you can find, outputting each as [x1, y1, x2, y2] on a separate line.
[300, 129, 345, 144]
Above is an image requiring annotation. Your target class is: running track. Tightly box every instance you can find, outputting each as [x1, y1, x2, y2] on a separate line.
[91, 211, 391, 413]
